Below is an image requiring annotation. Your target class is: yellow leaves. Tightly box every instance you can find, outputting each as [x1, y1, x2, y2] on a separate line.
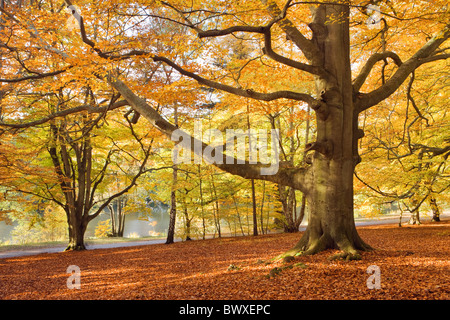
[95, 219, 112, 238]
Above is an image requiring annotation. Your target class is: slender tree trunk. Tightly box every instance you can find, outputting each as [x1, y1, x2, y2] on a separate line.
[108, 204, 116, 236]
[409, 209, 421, 225]
[408, 197, 422, 225]
[166, 106, 178, 244]
[108, 198, 126, 237]
[166, 170, 177, 244]
[209, 174, 222, 237]
[184, 206, 192, 241]
[260, 180, 266, 235]
[232, 194, 246, 236]
[246, 101, 258, 236]
[182, 191, 192, 241]
[251, 179, 258, 236]
[429, 197, 441, 222]
[107, 0, 450, 259]
[197, 165, 206, 239]
[118, 199, 126, 237]
[278, 185, 298, 232]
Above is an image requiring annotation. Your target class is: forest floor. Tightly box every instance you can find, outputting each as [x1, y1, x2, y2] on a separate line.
[0, 219, 449, 300]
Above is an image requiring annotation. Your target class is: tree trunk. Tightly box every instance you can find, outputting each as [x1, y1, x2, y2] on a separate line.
[429, 197, 441, 222]
[166, 106, 178, 244]
[251, 179, 258, 236]
[278, 185, 299, 233]
[232, 194, 246, 236]
[118, 199, 125, 237]
[183, 195, 192, 241]
[210, 174, 221, 237]
[197, 165, 207, 239]
[408, 197, 421, 225]
[408, 209, 421, 225]
[260, 180, 266, 235]
[65, 208, 87, 251]
[282, 4, 371, 259]
[166, 170, 177, 244]
[246, 100, 258, 236]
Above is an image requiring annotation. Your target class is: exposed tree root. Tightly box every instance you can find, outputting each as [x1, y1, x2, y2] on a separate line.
[65, 243, 87, 251]
[274, 229, 373, 262]
[327, 251, 362, 261]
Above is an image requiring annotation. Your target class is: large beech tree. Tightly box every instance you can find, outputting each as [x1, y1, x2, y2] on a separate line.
[1, 0, 449, 257]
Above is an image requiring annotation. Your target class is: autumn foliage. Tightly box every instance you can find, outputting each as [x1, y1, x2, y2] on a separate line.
[0, 0, 448, 261]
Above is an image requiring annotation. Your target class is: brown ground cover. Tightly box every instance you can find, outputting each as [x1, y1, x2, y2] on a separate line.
[0, 220, 449, 300]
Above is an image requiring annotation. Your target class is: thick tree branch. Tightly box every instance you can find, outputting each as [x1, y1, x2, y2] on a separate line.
[261, 0, 322, 64]
[63, 4, 317, 105]
[108, 76, 313, 193]
[198, 25, 266, 38]
[151, 55, 316, 104]
[193, 0, 323, 66]
[0, 100, 129, 129]
[352, 51, 403, 93]
[355, 25, 450, 113]
[190, 0, 290, 38]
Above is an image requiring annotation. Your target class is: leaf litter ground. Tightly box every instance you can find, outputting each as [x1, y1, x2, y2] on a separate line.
[0, 220, 448, 300]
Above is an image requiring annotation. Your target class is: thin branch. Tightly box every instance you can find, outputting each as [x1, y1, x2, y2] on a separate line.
[0, 68, 71, 83]
[0, 100, 129, 129]
[262, 27, 328, 78]
[406, 72, 429, 125]
[354, 171, 415, 200]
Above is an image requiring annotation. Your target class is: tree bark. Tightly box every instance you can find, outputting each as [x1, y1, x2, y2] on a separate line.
[429, 197, 441, 222]
[250, 179, 258, 236]
[166, 106, 178, 244]
[281, 4, 372, 259]
[166, 182, 177, 244]
[197, 165, 207, 239]
[408, 197, 422, 225]
[65, 207, 87, 251]
[246, 102, 258, 236]
[109, 198, 126, 237]
[210, 175, 221, 238]
[260, 180, 266, 235]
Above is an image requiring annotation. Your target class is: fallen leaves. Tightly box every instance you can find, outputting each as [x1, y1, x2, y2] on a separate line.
[0, 220, 449, 300]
